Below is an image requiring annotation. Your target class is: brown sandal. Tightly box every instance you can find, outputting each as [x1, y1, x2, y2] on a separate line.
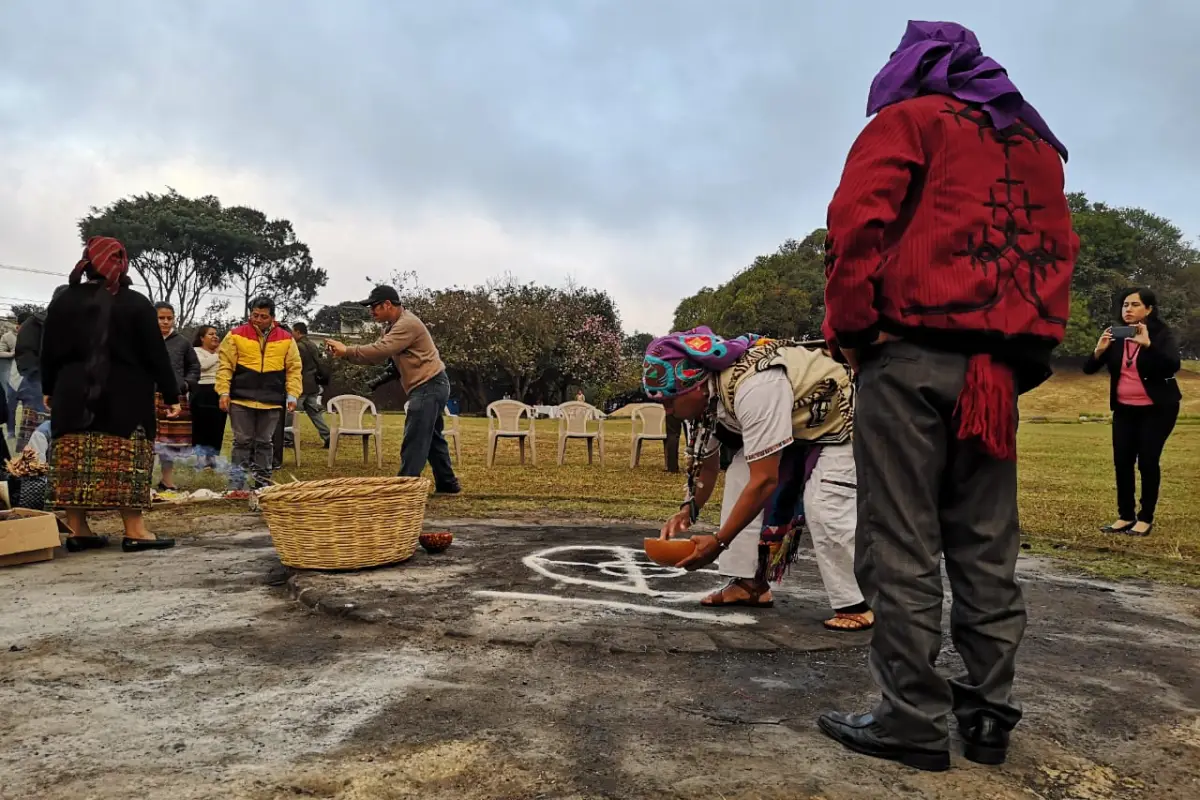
[700, 580, 774, 608]
[824, 610, 875, 632]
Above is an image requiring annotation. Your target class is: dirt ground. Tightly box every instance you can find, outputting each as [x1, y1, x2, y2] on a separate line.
[1, 519, 1198, 800]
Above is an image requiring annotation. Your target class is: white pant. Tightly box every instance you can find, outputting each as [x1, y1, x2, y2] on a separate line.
[716, 443, 864, 610]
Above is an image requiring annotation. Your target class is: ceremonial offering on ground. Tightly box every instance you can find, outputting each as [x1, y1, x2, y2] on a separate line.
[419, 532, 454, 554]
[257, 476, 430, 570]
[643, 537, 696, 567]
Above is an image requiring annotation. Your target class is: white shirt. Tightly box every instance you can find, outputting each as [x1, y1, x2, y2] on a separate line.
[702, 369, 794, 462]
[195, 348, 220, 385]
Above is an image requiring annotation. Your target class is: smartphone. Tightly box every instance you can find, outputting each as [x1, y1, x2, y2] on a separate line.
[1111, 325, 1136, 339]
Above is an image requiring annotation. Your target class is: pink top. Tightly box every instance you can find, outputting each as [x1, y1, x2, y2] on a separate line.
[1116, 340, 1153, 406]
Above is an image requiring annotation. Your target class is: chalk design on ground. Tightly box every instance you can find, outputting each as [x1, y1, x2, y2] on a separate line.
[523, 545, 719, 603]
[473, 591, 757, 625]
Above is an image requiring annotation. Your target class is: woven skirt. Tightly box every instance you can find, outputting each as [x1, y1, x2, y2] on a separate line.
[49, 430, 155, 510]
[155, 393, 193, 450]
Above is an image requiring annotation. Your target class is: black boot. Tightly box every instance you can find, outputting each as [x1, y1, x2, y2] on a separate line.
[960, 716, 1010, 765]
[817, 711, 950, 772]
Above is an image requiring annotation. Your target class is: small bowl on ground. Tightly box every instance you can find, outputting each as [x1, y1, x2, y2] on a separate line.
[419, 532, 454, 554]
[644, 537, 696, 567]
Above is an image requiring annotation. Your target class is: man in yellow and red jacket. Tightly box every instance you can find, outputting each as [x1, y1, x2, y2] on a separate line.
[216, 297, 302, 489]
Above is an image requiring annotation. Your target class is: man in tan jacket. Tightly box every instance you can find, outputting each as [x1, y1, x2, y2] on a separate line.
[326, 285, 460, 493]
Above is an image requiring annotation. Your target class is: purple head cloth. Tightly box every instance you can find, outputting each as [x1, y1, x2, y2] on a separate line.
[642, 327, 758, 399]
[867, 20, 1067, 161]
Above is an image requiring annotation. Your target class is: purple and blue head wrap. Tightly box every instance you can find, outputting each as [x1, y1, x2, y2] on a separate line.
[868, 20, 1067, 161]
[642, 327, 763, 400]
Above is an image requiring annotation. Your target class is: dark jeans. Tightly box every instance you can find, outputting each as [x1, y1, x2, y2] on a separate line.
[854, 341, 1026, 747]
[400, 371, 458, 489]
[1112, 403, 1179, 524]
[299, 394, 330, 443]
[229, 404, 280, 489]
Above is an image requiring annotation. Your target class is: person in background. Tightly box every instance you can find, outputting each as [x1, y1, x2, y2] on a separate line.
[41, 236, 179, 552]
[1084, 288, 1182, 537]
[14, 308, 49, 450]
[271, 322, 294, 471]
[575, 389, 586, 403]
[0, 322, 17, 442]
[216, 298, 301, 490]
[664, 414, 683, 474]
[0, 384, 10, 463]
[325, 285, 460, 494]
[190, 325, 226, 469]
[291, 322, 332, 448]
[153, 302, 200, 491]
[27, 418, 52, 463]
[817, 21, 1077, 771]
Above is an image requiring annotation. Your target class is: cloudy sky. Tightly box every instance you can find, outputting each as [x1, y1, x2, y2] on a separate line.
[1, 0, 1197, 334]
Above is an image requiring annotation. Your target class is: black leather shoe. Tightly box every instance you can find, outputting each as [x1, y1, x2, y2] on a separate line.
[121, 537, 176, 553]
[817, 711, 950, 772]
[65, 535, 110, 553]
[435, 483, 462, 495]
[961, 716, 1010, 765]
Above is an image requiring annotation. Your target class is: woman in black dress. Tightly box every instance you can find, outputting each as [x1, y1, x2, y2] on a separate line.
[41, 236, 181, 552]
[1083, 287, 1183, 537]
[190, 324, 227, 467]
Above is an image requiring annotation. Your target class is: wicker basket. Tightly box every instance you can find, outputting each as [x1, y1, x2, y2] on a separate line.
[257, 476, 431, 570]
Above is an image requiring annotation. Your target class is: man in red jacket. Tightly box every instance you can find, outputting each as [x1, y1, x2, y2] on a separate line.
[817, 21, 1078, 772]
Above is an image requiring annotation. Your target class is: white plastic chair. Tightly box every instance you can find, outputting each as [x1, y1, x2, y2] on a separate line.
[555, 401, 605, 465]
[486, 400, 536, 467]
[282, 409, 301, 466]
[326, 394, 384, 468]
[630, 405, 668, 468]
[443, 411, 463, 465]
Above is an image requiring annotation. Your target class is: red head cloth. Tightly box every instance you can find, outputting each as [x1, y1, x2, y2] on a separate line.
[70, 236, 129, 295]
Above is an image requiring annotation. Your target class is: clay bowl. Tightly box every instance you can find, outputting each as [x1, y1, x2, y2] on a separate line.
[643, 537, 696, 567]
[419, 532, 454, 554]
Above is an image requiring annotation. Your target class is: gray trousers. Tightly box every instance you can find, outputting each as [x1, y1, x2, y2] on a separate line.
[229, 404, 281, 489]
[854, 341, 1026, 746]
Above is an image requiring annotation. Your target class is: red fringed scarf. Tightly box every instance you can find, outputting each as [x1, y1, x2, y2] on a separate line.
[955, 354, 1016, 461]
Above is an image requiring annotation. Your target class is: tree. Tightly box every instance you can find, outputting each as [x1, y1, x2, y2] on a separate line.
[672, 231, 828, 339]
[79, 189, 245, 326]
[1068, 193, 1200, 356]
[225, 206, 327, 319]
[311, 302, 370, 334]
[9, 303, 44, 320]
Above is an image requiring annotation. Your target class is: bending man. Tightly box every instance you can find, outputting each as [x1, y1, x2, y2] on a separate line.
[648, 328, 871, 632]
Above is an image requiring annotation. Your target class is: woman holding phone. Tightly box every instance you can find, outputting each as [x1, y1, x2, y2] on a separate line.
[1084, 288, 1182, 536]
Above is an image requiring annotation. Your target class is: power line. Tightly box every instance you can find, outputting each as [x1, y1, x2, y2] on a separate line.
[0, 261, 246, 301]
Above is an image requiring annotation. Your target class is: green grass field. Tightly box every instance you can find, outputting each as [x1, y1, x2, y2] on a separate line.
[156, 366, 1200, 586]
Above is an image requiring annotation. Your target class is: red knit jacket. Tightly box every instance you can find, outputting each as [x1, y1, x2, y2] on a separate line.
[823, 94, 1078, 391]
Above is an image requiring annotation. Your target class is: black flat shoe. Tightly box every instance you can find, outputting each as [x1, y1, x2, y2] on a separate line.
[1100, 521, 1135, 533]
[960, 716, 1010, 766]
[156, 482, 179, 493]
[817, 711, 950, 772]
[64, 535, 110, 553]
[122, 537, 176, 552]
[1122, 523, 1153, 537]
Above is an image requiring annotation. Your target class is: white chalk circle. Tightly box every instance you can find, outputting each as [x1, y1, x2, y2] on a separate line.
[523, 545, 718, 604]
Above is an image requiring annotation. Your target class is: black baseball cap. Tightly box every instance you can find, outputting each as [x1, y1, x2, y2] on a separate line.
[359, 285, 401, 306]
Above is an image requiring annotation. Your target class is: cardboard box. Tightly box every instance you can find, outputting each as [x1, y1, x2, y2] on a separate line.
[0, 508, 63, 567]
